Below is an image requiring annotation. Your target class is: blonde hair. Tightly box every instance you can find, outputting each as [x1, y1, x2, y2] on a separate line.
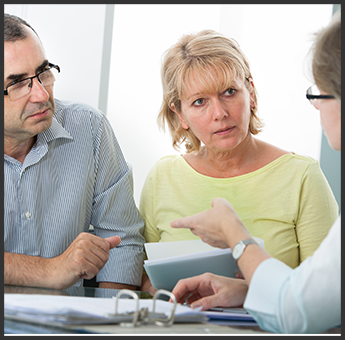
[158, 29, 263, 153]
[312, 11, 341, 102]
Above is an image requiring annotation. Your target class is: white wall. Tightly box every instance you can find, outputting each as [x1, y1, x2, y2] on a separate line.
[108, 5, 222, 204]
[219, 5, 332, 157]
[4, 4, 106, 109]
[107, 4, 333, 204]
[5, 4, 335, 206]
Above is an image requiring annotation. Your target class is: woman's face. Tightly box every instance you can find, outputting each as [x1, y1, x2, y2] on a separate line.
[172, 75, 255, 154]
[314, 90, 341, 151]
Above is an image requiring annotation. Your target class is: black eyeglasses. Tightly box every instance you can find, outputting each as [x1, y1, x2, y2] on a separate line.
[306, 84, 334, 105]
[4, 63, 60, 101]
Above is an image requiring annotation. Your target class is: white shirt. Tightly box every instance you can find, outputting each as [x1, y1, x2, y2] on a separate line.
[244, 216, 341, 334]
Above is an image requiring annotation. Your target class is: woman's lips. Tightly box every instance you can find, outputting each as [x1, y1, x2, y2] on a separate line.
[214, 126, 235, 135]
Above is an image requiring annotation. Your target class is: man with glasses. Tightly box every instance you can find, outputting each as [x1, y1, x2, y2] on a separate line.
[4, 13, 145, 290]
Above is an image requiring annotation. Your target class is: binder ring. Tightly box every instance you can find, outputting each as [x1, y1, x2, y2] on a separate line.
[114, 289, 141, 327]
[109, 289, 178, 327]
[152, 289, 176, 327]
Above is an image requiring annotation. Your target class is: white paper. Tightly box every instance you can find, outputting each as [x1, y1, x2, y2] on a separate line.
[4, 294, 204, 324]
[145, 238, 264, 262]
[145, 239, 218, 260]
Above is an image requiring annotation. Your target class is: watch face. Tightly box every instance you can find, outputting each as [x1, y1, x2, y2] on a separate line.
[233, 243, 244, 259]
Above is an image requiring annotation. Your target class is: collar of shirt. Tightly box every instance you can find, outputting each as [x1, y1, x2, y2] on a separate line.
[4, 115, 73, 170]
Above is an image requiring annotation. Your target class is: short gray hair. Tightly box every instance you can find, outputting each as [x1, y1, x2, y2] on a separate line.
[4, 13, 38, 42]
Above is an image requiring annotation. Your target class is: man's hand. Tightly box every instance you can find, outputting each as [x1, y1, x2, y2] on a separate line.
[47, 233, 121, 289]
[4, 233, 121, 290]
[171, 272, 248, 311]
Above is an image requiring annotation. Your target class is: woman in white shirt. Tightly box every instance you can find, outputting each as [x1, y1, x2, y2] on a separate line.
[170, 11, 341, 334]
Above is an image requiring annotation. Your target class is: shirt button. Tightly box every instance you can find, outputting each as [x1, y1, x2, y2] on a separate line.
[25, 212, 31, 219]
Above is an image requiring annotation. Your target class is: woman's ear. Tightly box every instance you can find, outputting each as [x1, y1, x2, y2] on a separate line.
[247, 78, 255, 109]
[171, 103, 189, 130]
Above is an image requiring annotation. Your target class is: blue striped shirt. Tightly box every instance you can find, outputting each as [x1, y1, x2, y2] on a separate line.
[4, 99, 145, 287]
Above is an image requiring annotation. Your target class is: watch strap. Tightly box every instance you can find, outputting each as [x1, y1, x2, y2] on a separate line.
[233, 238, 257, 263]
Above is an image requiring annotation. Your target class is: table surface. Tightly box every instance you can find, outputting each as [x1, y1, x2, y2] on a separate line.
[4, 285, 341, 335]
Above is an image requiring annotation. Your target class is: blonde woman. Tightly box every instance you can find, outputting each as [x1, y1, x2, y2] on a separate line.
[140, 29, 338, 290]
[171, 11, 341, 334]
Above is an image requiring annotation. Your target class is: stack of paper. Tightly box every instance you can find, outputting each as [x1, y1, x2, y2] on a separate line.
[204, 307, 255, 321]
[4, 294, 207, 326]
[144, 238, 264, 291]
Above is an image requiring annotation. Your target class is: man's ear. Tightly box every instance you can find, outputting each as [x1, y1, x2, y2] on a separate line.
[171, 103, 189, 130]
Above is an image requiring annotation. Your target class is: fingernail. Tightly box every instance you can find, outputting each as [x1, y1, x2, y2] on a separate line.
[191, 302, 201, 309]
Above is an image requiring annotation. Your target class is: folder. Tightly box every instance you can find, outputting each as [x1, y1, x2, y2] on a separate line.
[144, 238, 264, 291]
[4, 289, 207, 327]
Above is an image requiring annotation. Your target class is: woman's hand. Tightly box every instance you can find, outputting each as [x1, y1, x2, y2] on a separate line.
[171, 197, 269, 284]
[170, 197, 249, 249]
[170, 272, 248, 311]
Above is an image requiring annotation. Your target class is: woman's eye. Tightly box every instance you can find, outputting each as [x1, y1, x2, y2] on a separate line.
[192, 98, 205, 106]
[224, 88, 235, 96]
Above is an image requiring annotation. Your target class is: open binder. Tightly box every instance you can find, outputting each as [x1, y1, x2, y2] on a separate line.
[4, 289, 207, 328]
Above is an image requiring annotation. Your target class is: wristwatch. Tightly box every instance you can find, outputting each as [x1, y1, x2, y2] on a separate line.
[232, 239, 257, 263]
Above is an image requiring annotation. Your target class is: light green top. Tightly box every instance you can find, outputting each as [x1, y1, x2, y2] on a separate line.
[139, 153, 338, 268]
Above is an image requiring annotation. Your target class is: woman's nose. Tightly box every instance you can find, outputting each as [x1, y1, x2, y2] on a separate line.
[213, 99, 228, 120]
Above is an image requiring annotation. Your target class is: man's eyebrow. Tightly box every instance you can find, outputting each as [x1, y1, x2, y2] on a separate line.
[6, 72, 28, 82]
[37, 60, 49, 71]
[5, 60, 50, 82]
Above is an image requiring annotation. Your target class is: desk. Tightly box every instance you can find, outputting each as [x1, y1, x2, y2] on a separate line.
[4, 285, 266, 335]
[4, 286, 340, 335]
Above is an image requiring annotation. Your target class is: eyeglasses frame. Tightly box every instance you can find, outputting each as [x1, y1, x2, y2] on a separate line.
[4, 63, 60, 98]
[306, 85, 335, 102]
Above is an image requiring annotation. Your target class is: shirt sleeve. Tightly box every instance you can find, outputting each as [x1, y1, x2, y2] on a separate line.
[295, 161, 338, 262]
[140, 164, 161, 243]
[244, 216, 341, 334]
[90, 112, 145, 287]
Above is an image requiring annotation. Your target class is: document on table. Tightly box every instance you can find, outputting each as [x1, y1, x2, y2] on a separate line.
[144, 238, 264, 291]
[204, 307, 255, 321]
[199, 307, 257, 326]
[4, 294, 207, 326]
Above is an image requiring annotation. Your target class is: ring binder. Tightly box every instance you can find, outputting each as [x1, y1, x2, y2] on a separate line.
[152, 290, 177, 327]
[106, 289, 177, 327]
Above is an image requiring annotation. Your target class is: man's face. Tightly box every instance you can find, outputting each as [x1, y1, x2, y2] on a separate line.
[4, 26, 55, 144]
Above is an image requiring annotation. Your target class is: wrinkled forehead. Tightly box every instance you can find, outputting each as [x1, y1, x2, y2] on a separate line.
[179, 62, 245, 100]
